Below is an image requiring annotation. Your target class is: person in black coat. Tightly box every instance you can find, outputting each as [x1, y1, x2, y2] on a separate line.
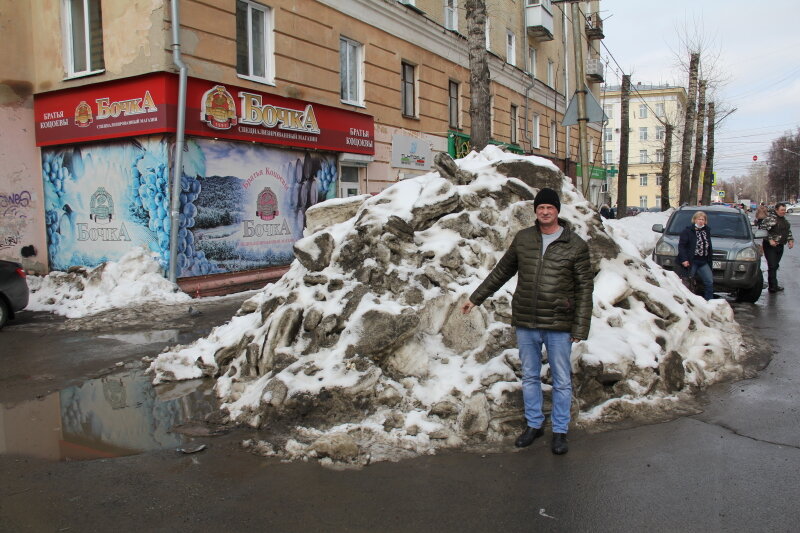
[677, 211, 714, 300]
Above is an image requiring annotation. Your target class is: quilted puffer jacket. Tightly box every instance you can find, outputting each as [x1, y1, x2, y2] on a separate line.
[469, 220, 594, 339]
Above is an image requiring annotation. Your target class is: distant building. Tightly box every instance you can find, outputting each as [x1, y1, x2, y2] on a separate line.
[601, 83, 687, 209]
[1, 0, 604, 289]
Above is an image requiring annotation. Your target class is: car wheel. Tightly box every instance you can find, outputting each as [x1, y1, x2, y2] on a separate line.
[736, 273, 764, 303]
[0, 298, 9, 330]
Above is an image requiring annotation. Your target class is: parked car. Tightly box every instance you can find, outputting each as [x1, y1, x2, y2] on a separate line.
[626, 206, 645, 216]
[786, 203, 800, 214]
[651, 205, 767, 302]
[0, 260, 29, 329]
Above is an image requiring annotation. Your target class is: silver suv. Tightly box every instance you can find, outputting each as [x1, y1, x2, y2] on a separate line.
[651, 205, 767, 302]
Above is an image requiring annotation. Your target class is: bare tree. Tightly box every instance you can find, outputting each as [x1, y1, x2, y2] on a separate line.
[661, 123, 674, 210]
[616, 75, 631, 218]
[466, 0, 490, 152]
[679, 53, 700, 205]
[701, 101, 715, 206]
[689, 79, 707, 204]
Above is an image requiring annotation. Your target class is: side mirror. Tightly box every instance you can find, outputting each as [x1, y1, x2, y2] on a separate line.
[652, 224, 664, 233]
[754, 229, 767, 239]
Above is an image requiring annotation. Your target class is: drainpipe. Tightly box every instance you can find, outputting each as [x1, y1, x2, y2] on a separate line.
[168, 0, 188, 284]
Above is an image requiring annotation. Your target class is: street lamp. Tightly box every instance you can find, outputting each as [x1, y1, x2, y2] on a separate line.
[783, 148, 800, 203]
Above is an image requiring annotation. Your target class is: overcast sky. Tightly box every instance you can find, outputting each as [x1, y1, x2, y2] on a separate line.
[599, 0, 800, 183]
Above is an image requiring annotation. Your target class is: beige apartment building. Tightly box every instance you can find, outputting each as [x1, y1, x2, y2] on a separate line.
[601, 83, 687, 210]
[1, 0, 604, 288]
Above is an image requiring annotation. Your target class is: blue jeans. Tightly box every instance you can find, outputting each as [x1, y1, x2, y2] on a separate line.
[690, 259, 714, 300]
[516, 327, 573, 433]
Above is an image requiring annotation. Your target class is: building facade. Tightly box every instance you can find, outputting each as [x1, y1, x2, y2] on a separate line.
[1, 0, 604, 290]
[601, 83, 687, 210]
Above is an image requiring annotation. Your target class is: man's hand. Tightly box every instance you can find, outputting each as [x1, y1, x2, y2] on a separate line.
[769, 239, 778, 247]
[681, 261, 690, 268]
[461, 301, 476, 314]
[571, 337, 581, 343]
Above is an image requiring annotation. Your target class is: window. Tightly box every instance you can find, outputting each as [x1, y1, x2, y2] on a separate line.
[532, 114, 541, 149]
[655, 102, 665, 117]
[444, 0, 457, 31]
[506, 30, 516, 66]
[603, 104, 613, 119]
[550, 120, 557, 153]
[401, 62, 416, 117]
[640, 195, 648, 208]
[640, 173, 648, 186]
[448, 81, 460, 129]
[655, 195, 661, 206]
[604, 149, 613, 164]
[604, 127, 612, 141]
[340, 37, 363, 105]
[639, 127, 648, 141]
[547, 59, 554, 87]
[656, 174, 663, 186]
[655, 125, 665, 140]
[638, 104, 648, 118]
[339, 166, 360, 197]
[655, 149, 664, 163]
[510, 104, 518, 144]
[64, 0, 104, 77]
[528, 47, 537, 77]
[237, 0, 274, 83]
[639, 150, 648, 163]
[485, 18, 491, 50]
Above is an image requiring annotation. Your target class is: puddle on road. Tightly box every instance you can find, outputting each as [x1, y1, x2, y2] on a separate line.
[0, 369, 218, 461]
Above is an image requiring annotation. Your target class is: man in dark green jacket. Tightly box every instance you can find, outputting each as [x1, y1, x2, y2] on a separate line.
[461, 188, 593, 455]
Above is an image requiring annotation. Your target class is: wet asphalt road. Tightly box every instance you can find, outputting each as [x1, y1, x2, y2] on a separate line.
[1, 220, 800, 532]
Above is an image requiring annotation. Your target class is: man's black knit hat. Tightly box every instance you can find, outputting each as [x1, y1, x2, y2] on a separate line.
[534, 187, 561, 212]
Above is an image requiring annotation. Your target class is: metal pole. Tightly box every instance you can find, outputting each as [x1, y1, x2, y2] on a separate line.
[168, 0, 188, 284]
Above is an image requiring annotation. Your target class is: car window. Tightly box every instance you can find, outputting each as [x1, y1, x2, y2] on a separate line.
[666, 211, 751, 239]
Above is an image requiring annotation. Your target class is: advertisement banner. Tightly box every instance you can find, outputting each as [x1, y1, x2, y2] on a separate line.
[179, 138, 337, 277]
[34, 73, 374, 155]
[391, 134, 432, 170]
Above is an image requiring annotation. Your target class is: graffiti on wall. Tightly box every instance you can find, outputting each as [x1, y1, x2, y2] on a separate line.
[0, 190, 32, 250]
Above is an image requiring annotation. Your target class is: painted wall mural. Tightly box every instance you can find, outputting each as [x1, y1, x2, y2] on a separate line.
[41, 135, 337, 277]
[182, 137, 337, 277]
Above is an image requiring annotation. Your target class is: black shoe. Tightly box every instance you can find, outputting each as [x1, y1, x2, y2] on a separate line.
[769, 287, 778, 293]
[551, 433, 569, 455]
[515, 426, 544, 448]
[777, 286, 785, 291]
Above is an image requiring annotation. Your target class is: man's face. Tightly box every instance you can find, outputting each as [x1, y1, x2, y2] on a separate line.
[776, 205, 787, 217]
[536, 204, 559, 225]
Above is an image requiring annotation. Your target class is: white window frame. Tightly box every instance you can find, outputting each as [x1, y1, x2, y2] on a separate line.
[639, 150, 648, 164]
[448, 80, 460, 129]
[63, 0, 104, 78]
[604, 127, 612, 141]
[237, 0, 275, 85]
[656, 174, 663, 186]
[506, 30, 516, 66]
[655, 102, 665, 117]
[547, 59, 554, 87]
[639, 127, 648, 141]
[655, 149, 664, 163]
[639, 173, 648, 186]
[340, 37, 364, 106]
[604, 149, 613, 164]
[603, 104, 613, 119]
[640, 195, 648, 208]
[532, 113, 541, 149]
[401, 61, 417, 117]
[444, 0, 457, 31]
[510, 104, 518, 144]
[528, 46, 537, 77]
[550, 120, 557, 154]
[639, 104, 648, 118]
[655, 125, 665, 140]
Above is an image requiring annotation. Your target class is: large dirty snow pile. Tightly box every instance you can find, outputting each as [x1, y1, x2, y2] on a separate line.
[26, 247, 190, 318]
[149, 146, 748, 466]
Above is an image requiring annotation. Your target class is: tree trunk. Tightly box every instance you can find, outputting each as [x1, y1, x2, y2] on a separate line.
[466, 0, 491, 152]
[679, 53, 700, 205]
[616, 75, 630, 218]
[661, 123, 674, 210]
[689, 80, 707, 204]
[702, 102, 716, 206]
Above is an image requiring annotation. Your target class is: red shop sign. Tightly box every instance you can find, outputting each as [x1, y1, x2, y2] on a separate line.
[34, 73, 375, 155]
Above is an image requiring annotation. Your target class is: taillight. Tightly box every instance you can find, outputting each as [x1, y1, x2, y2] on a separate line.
[15, 267, 26, 279]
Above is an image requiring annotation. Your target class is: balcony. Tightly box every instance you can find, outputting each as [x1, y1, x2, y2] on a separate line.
[525, 1, 554, 42]
[586, 58, 604, 83]
[585, 13, 604, 40]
